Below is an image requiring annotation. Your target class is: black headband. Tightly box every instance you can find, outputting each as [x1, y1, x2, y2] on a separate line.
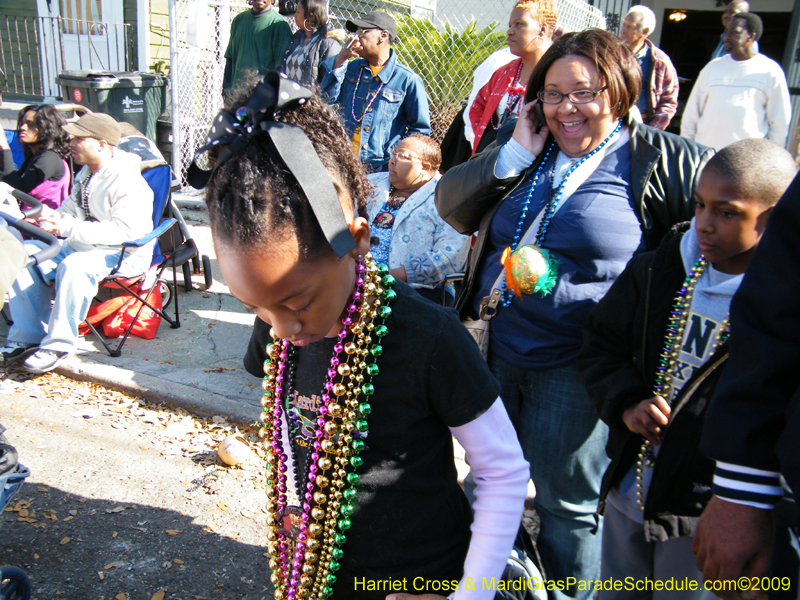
[186, 71, 358, 258]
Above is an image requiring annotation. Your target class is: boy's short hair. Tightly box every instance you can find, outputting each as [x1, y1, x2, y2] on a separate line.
[405, 133, 442, 172]
[703, 138, 797, 207]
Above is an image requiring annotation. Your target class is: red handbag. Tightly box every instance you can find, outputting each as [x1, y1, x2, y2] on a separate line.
[80, 283, 163, 340]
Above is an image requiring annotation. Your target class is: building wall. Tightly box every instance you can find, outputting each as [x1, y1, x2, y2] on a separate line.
[150, 0, 170, 73]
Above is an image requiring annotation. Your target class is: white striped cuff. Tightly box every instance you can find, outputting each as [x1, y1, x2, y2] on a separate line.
[712, 461, 782, 509]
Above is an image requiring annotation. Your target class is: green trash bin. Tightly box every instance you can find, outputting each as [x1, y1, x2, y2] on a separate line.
[56, 71, 167, 142]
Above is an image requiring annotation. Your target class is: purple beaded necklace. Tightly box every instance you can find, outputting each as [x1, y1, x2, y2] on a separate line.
[350, 66, 386, 123]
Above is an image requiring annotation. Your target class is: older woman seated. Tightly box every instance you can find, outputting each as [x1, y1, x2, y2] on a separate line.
[367, 133, 469, 305]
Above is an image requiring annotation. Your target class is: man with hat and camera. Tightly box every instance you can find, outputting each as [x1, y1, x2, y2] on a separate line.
[320, 10, 430, 172]
[1, 112, 154, 373]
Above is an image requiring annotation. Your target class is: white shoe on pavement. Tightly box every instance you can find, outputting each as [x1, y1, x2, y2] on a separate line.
[1, 342, 39, 365]
[22, 349, 71, 374]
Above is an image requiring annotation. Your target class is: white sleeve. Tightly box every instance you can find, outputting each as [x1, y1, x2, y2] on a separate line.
[765, 65, 791, 148]
[450, 398, 529, 600]
[680, 68, 706, 141]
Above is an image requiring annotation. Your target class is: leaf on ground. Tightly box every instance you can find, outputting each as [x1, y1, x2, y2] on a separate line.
[104, 562, 119, 570]
[165, 529, 183, 536]
[217, 502, 228, 511]
[60, 537, 71, 545]
[112, 531, 118, 537]
[18, 508, 29, 517]
[151, 592, 166, 600]
[115, 594, 128, 600]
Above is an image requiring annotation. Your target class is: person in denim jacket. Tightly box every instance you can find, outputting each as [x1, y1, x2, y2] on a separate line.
[319, 11, 430, 172]
[366, 134, 469, 305]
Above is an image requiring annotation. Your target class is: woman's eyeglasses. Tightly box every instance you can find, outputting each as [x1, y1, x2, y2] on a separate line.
[390, 151, 421, 162]
[536, 88, 606, 105]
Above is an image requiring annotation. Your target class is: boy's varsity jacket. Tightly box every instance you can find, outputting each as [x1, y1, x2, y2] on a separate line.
[577, 223, 729, 542]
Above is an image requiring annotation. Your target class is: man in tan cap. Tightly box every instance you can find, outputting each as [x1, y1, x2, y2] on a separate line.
[1, 112, 154, 373]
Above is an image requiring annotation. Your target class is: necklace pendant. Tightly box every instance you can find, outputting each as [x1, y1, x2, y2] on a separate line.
[502, 244, 559, 297]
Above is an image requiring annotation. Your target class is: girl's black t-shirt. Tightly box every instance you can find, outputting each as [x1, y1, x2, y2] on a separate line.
[248, 282, 500, 599]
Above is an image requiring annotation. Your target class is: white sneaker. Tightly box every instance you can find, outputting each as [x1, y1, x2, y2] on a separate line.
[1, 342, 38, 364]
[22, 349, 71, 374]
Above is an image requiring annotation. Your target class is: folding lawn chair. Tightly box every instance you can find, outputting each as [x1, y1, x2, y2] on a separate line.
[82, 163, 183, 357]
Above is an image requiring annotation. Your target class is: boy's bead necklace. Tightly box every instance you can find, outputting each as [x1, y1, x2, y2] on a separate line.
[261, 254, 396, 600]
[635, 257, 730, 512]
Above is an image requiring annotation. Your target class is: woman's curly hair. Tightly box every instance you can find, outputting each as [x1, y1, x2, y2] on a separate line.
[17, 104, 70, 160]
[204, 75, 373, 260]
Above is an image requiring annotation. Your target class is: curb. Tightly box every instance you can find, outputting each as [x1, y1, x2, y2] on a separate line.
[56, 355, 259, 427]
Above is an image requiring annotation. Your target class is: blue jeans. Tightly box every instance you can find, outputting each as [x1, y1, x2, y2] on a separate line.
[8, 241, 128, 354]
[489, 355, 610, 600]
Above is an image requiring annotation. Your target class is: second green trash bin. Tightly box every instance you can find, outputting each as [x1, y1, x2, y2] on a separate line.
[56, 71, 167, 142]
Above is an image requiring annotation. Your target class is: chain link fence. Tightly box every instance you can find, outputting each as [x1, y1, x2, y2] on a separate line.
[169, 0, 608, 188]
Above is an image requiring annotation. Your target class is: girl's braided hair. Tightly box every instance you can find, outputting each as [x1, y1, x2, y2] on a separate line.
[204, 75, 372, 260]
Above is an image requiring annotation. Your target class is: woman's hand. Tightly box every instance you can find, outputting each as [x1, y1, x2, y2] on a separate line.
[622, 395, 671, 446]
[388, 266, 407, 282]
[511, 101, 549, 157]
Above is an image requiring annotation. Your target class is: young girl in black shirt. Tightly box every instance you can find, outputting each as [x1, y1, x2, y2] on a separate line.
[189, 73, 529, 600]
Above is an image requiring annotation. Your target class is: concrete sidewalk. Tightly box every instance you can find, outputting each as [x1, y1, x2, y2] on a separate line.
[1, 196, 266, 426]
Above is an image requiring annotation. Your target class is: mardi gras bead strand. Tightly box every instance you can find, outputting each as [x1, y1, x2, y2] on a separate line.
[261, 254, 395, 599]
[634, 257, 730, 511]
[350, 67, 386, 124]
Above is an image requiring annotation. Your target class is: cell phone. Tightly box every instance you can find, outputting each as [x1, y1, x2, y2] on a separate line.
[533, 102, 546, 133]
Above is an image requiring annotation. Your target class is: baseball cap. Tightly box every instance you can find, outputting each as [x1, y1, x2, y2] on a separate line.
[345, 11, 398, 41]
[62, 113, 121, 146]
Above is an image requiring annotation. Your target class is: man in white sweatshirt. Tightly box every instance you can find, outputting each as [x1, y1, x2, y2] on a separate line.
[681, 12, 790, 151]
[2, 113, 154, 373]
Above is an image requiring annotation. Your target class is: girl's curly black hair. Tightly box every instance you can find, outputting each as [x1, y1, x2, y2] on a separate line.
[204, 75, 372, 260]
[17, 104, 71, 160]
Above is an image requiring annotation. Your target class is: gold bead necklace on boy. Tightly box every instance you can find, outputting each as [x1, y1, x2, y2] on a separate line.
[635, 257, 730, 511]
[260, 254, 397, 599]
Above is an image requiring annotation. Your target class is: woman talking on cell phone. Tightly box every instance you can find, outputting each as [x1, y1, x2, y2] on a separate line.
[436, 28, 713, 600]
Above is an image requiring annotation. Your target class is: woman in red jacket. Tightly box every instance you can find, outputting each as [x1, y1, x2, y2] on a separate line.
[469, 0, 557, 154]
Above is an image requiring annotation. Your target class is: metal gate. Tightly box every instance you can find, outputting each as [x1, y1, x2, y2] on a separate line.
[169, 0, 607, 188]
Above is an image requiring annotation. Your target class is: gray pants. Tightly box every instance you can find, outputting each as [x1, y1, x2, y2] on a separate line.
[598, 502, 715, 600]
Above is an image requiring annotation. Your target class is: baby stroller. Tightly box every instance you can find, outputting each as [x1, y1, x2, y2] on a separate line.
[0, 189, 54, 600]
[0, 424, 31, 600]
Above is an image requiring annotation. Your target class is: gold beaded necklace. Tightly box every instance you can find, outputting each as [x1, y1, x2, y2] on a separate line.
[261, 254, 396, 599]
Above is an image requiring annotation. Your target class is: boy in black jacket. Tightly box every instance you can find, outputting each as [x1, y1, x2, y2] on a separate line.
[577, 138, 796, 598]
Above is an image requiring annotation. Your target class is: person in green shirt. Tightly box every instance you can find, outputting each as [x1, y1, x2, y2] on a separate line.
[223, 0, 292, 96]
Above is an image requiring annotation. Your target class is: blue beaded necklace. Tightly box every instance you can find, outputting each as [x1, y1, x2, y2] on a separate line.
[500, 120, 623, 306]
